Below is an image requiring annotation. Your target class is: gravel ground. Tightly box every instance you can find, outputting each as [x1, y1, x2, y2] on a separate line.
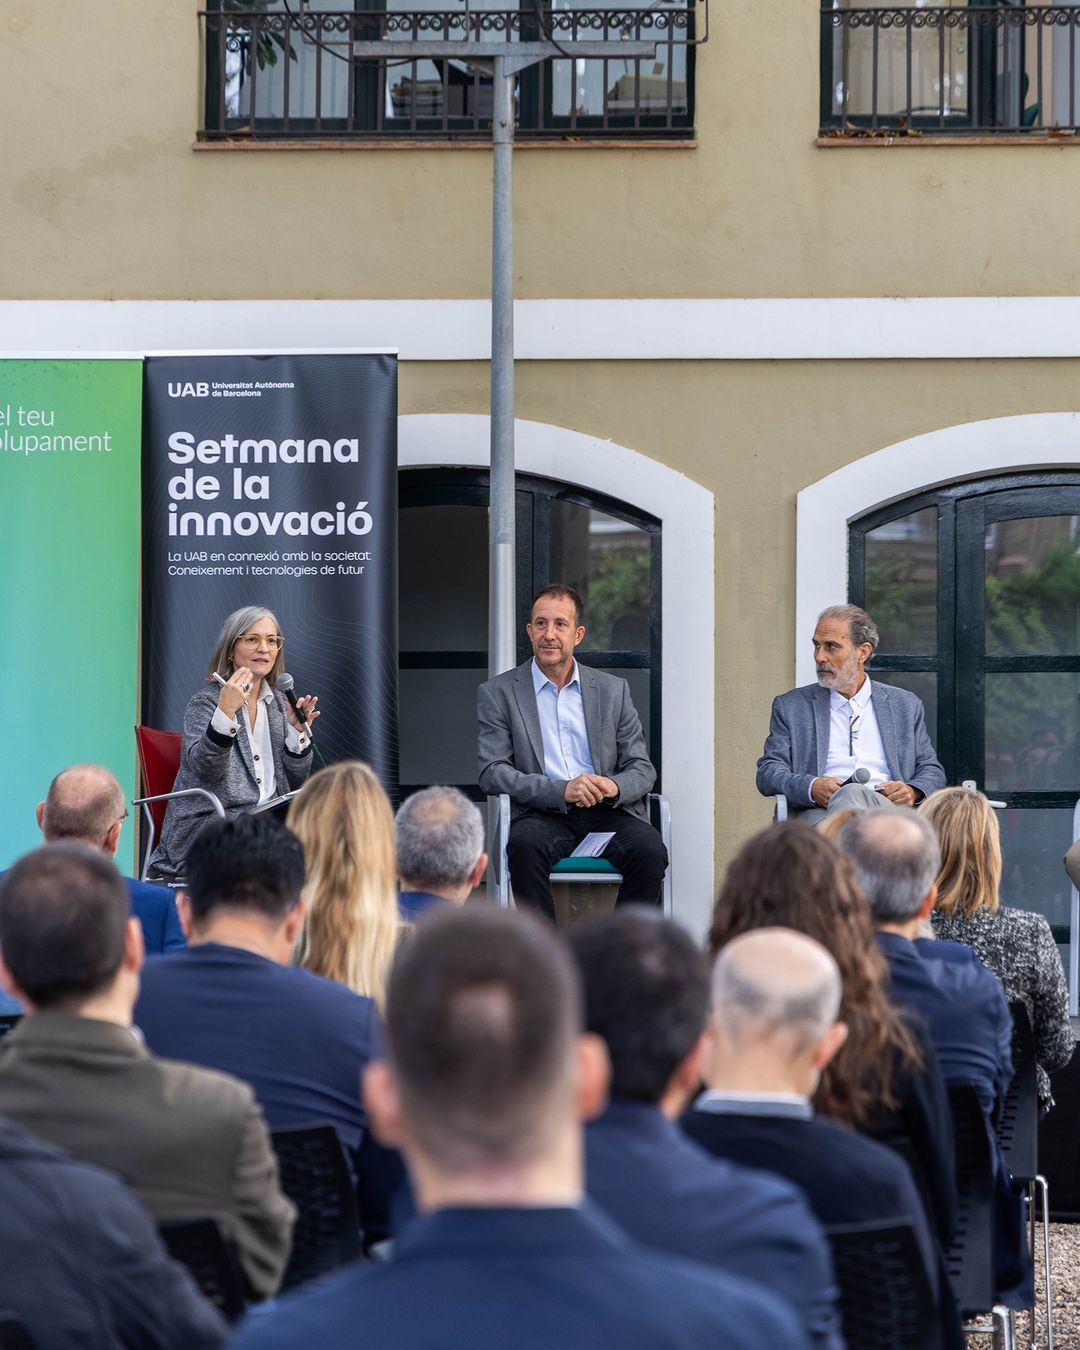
[963, 1222, 1080, 1348]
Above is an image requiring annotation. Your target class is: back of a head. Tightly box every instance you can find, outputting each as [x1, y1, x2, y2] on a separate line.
[568, 907, 708, 1104]
[709, 822, 871, 961]
[41, 765, 124, 845]
[395, 786, 484, 892]
[0, 844, 129, 1009]
[182, 813, 306, 924]
[919, 786, 1001, 918]
[385, 906, 580, 1174]
[712, 927, 842, 1059]
[840, 810, 940, 925]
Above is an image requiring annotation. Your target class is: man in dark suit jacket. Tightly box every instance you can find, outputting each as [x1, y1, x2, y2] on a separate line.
[756, 604, 945, 821]
[133, 812, 398, 1245]
[840, 809, 1029, 1307]
[231, 905, 805, 1350]
[569, 909, 842, 1348]
[0, 843, 293, 1300]
[0, 1113, 227, 1348]
[34, 763, 185, 952]
[477, 584, 667, 919]
[395, 786, 487, 924]
[682, 927, 951, 1345]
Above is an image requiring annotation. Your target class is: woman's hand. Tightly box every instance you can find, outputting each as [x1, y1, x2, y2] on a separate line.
[286, 693, 320, 733]
[218, 667, 254, 719]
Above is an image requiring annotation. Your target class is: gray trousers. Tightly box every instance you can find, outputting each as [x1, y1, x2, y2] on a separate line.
[799, 781, 904, 827]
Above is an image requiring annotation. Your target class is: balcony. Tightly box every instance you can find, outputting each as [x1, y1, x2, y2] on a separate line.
[200, 3, 700, 142]
[821, 3, 1080, 138]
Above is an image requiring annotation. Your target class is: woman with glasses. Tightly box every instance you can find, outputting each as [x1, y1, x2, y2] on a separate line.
[146, 605, 320, 882]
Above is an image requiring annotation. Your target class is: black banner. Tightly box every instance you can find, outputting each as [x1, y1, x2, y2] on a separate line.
[142, 353, 398, 792]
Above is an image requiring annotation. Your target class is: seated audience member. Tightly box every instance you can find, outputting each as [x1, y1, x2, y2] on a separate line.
[133, 813, 396, 1244]
[395, 786, 488, 922]
[840, 809, 1030, 1308]
[569, 908, 843, 1349]
[920, 787, 1074, 1109]
[0, 1112, 227, 1348]
[683, 929, 948, 1340]
[0, 844, 293, 1301]
[708, 823, 957, 1249]
[287, 761, 401, 1008]
[39, 763, 186, 953]
[231, 907, 807, 1350]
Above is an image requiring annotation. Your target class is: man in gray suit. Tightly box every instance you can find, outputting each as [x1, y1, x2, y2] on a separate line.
[757, 604, 945, 823]
[478, 584, 667, 920]
[0, 843, 294, 1301]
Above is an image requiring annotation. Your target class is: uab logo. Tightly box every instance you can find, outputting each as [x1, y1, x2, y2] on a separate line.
[167, 382, 209, 398]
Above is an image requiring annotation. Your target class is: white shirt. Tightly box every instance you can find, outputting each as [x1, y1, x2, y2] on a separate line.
[211, 683, 309, 804]
[819, 676, 890, 793]
[531, 659, 596, 781]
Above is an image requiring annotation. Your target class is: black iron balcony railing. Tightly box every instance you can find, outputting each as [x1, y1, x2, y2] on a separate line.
[821, 3, 1080, 136]
[201, 4, 700, 141]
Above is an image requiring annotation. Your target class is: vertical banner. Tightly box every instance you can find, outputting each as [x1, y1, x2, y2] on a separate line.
[0, 359, 143, 867]
[142, 353, 398, 792]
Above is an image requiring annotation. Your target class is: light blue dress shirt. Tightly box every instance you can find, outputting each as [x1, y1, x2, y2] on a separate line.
[531, 659, 596, 781]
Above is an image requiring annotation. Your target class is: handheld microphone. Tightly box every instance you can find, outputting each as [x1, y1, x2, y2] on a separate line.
[842, 767, 871, 787]
[277, 671, 308, 726]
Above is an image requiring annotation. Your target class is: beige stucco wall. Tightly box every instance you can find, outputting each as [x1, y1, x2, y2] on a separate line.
[6, 0, 1080, 300]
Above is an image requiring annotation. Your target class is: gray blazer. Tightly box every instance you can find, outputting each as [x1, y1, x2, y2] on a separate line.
[147, 685, 312, 881]
[756, 680, 945, 816]
[0, 1012, 294, 1299]
[477, 660, 655, 821]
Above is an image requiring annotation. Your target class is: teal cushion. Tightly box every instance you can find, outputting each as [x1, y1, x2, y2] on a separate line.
[550, 857, 620, 875]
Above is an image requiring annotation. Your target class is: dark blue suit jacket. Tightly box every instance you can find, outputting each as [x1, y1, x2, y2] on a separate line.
[230, 1204, 808, 1350]
[876, 933, 1012, 1121]
[133, 943, 402, 1242]
[681, 1104, 939, 1295]
[586, 1100, 841, 1348]
[397, 891, 452, 923]
[124, 877, 186, 953]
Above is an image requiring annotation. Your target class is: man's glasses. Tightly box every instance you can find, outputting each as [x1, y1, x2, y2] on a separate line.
[237, 633, 283, 650]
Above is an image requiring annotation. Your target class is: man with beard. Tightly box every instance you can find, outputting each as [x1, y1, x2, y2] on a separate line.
[756, 605, 944, 824]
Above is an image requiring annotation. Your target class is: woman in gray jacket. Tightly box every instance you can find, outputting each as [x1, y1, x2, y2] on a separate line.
[146, 605, 319, 882]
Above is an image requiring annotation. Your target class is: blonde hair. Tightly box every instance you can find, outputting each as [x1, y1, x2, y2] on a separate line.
[287, 761, 400, 1008]
[919, 787, 1002, 919]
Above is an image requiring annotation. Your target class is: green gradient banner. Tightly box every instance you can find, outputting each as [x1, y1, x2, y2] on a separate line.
[0, 360, 142, 869]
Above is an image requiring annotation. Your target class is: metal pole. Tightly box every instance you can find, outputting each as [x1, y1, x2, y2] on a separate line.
[488, 55, 517, 680]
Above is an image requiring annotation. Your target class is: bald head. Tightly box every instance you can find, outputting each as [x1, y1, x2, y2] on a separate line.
[39, 765, 125, 851]
[712, 928, 842, 1057]
[840, 809, 939, 924]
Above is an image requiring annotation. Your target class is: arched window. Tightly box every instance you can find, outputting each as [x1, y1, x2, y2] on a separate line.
[849, 473, 1080, 999]
[398, 468, 661, 799]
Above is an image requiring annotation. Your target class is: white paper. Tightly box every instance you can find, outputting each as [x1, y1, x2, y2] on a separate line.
[569, 832, 616, 859]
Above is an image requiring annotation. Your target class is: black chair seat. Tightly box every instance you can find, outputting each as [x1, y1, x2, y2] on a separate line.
[158, 1217, 247, 1323]
[271, 1124, 363, 1292]
[942, 1083, 996, 1319]
[825, 1220, 938, 1350]
[995, 1002, 1038, 1183]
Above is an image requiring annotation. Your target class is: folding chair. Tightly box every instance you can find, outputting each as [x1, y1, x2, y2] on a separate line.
[825, 1219, 938, 1350]
[492, 793, 672, 917]
[270, 1125, 362, 1292]
[158, 1217, 247, 1322]
[943, 1083, 1016, 1350]
[996, 1003, 1052, 1350]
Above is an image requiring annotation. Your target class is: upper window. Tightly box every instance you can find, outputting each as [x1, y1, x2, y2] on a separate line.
[821, 1, 1080, 137]
[202, 2, 695, 141]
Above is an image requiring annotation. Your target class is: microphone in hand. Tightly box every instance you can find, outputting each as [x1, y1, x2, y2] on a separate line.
[842, 767, 870, 787]
[277, 671, 308, 726]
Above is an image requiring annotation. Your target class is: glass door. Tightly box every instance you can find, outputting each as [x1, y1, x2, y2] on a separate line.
[955, 488, 1080, 1006]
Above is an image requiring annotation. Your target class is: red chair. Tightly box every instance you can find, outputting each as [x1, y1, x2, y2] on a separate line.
[134, 726, 224, 881]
